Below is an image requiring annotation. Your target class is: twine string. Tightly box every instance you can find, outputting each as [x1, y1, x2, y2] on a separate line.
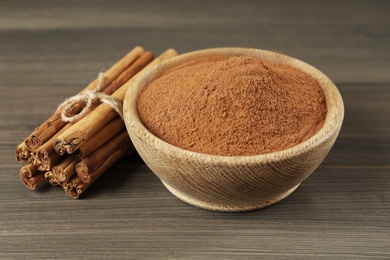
[57, 72, 123, 122]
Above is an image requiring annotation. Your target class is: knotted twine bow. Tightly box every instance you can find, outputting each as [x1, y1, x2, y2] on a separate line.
[57, 72, 123, 122]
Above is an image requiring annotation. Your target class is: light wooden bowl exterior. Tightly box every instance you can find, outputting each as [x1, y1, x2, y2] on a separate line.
[123, 48, 344, 212]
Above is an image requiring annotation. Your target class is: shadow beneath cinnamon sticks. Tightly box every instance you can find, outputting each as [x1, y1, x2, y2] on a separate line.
[78, 152, 147, 199]
[35, 181, 53, 193]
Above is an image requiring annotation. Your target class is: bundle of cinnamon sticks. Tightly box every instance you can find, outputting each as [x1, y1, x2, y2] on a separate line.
[15, 46, 178, 199]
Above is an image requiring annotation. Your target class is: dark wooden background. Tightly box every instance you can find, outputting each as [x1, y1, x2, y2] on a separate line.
[1, 0, 389, 258]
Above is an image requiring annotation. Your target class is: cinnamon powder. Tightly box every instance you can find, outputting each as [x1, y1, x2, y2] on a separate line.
[137, 55, 327, 156]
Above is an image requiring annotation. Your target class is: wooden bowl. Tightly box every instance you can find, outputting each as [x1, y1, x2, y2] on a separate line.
[123, 48, 344, 212]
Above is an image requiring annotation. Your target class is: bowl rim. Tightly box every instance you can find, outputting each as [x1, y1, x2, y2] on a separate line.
[124, 47, 344, 165]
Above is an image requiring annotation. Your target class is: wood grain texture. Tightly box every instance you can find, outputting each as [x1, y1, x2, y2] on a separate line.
[0, 0, 389, 258]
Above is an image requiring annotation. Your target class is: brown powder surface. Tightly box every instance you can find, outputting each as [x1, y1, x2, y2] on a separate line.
[137, 55, 327, 156]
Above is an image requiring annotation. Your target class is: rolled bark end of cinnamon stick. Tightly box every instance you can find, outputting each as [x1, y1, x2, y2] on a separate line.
[25, 113, 65, 153]
[30, 149, 61, 172]
[44, 171, 59, 186]
[52, 156, 78, 185]
[63, 177, 84, 199]
[20, 164, 45, 190]
[53, 139, 66, 155]
[75, 162, 91, 183]
[20, 163, 38, 178]
[52, 166, 67, 184]
[25, 134, 41, 151]
[54, 136, 84, 155]
[31, 150, 50, 172]
[15, 142, 31, 163]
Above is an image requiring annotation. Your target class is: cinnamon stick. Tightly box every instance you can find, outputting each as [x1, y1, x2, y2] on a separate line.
[44, 171, 59, 186]
[52, 154, 78, 185]
[63, 177, 83, 199]
[17, 46, 178, 198]
[102, 51, 154, 95]
[22, 46, 145, 151]
[76, 131, 132, 183]
[21, 162, 38, 178]
[66, 136, 133, 199]
[15, 142, 31, 162]
[24, 113, 65, 151]
[58, 123, 128, 188]
[54, 48, 178, 154]
[20, 163, 45, 189]
[30, 123, 72, 171]
[77, 117, 125, 158]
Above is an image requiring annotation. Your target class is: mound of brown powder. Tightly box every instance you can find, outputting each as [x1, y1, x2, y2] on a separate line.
[137, 55, 327, 156]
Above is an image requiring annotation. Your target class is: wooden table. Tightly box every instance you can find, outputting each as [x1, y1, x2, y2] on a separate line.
[1, 1, 389, 258]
